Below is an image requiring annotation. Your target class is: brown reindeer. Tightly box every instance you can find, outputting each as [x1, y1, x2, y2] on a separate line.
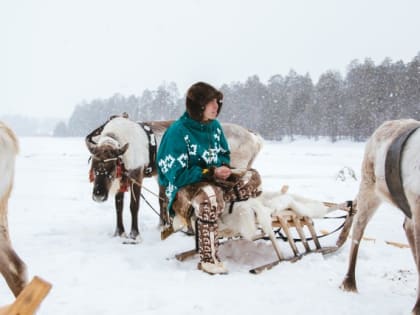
[0, 122, 27, 297]
[86, 116, 263, 241]
[340, 119, 420, 314]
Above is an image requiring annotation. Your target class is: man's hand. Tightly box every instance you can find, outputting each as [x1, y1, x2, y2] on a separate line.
[214, 166, 232, 180]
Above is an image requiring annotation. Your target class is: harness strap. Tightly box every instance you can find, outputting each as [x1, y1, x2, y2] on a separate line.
[195, 218, 199, 252]
[227, 198, 250, 214]
[138, 122, 157, 177]
[385, 125, 420, 219]
[228, 202, 235, 214]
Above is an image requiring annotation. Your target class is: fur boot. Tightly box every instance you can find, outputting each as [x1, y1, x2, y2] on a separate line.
[192, 184, 227, 274]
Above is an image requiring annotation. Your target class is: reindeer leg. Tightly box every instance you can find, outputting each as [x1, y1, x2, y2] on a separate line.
[406, 204, 420, 315]
[340, 188, 380, 293]
[403, 217, 417, 263]
[129, 183, 141, 241]
[159, 185, 170, 227]
[0, 243, 27, 298]
[114, 192, 126, 237]
[0, 194, 27, 297]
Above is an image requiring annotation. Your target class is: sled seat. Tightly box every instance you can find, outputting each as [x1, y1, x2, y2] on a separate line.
[0, 276, 52, 315]
[248, 201, 355, 273]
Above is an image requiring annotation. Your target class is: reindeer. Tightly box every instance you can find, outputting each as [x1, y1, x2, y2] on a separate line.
[86, 116, 263, 241]
[340, 119, 420, 314]
[0, 122, 27, 297]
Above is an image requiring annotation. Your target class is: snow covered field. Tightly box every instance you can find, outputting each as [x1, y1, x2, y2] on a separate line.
[0, 137, 416, 314]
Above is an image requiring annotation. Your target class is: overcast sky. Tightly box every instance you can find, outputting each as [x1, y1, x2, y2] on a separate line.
[1, 0, 419, 119]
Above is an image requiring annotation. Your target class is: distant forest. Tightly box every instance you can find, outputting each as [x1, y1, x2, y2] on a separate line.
[54, 52, 420, 141]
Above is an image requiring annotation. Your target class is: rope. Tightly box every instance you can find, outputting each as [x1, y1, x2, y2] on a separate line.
[123, 171, 164, 200]
[139, 192, 162, 219]
[272, 216, 348, 243]
[123, 171, 168, 224]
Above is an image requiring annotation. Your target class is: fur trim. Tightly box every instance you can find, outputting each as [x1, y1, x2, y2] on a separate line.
[0, 122, 18, 200]
[198, 261, 228, 274]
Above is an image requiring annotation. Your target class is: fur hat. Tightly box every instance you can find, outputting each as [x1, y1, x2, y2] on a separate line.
[186, 82, 223, 121]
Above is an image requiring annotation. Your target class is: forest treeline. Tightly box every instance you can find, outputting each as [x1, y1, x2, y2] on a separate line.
[54, 53, 420, 141]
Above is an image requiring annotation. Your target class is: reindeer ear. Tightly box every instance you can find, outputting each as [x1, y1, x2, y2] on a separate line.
[86, 138, 97, 154]
[87, 144, 97, 155]
[117, 143, 129, 156]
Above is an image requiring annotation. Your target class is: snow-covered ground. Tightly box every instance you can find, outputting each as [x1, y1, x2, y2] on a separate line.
[1, 137, 416, 314]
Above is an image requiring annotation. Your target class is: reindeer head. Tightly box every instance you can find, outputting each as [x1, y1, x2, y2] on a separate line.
[88, 142, 129, 202]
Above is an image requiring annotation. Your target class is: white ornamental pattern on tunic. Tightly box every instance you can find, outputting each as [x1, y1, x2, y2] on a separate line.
[159, 128, 226, 180]
[177, 153, 188, 168]
[158, 154, 175, 174]
[202, 148, 219, 164]
[184, 135, 198, 156]
[165, 182, 176, 200]
[214, 128, 221, 142]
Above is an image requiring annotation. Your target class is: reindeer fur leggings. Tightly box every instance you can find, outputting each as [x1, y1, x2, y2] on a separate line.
[172, 183, 225, 264]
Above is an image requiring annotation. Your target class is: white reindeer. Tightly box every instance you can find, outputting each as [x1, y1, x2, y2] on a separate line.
[0, 121, 27, 297]
[340, 119, 420, 314]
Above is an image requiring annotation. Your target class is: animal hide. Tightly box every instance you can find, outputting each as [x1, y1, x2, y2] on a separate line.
[219, 186, 332, 241]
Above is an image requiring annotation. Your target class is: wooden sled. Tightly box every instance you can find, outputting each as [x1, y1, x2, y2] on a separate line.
[0, 276, 52, 315]
[175, 200, 355, 274]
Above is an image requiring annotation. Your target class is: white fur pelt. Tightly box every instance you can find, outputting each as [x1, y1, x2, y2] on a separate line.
[219, 187, 332, 241]
[0, 122, 19, 201]
[98, 117, 149, 170]
[219, 198, 273, 240]
[258, 190, 330, 218]
[223, 123, 264, 169]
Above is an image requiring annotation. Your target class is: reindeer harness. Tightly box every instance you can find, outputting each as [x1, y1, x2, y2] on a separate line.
[385, 124, 420, 219]
[138, 122, 157, 177]
[86, 116, 158, 180]
[86, 115, 158, 194]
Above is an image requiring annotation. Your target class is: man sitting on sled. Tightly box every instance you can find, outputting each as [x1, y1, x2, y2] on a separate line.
[157, 82, 260, 275]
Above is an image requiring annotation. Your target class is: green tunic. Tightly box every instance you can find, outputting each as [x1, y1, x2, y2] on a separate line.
[157, 112, 230, 216]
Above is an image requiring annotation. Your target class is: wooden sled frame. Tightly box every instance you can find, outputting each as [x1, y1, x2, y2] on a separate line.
[0, 276, 52, 315]
[175, 200, 356, 274]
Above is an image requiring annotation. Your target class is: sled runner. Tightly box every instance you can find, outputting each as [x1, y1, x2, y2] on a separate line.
[0, 276, 52, 315]
[175, 198, 355, 274]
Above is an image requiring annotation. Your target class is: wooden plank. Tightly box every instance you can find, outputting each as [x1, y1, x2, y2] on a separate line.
[291, 215, 311, 252]
[250, 256, 302, 274]
[275, 215, 300, 256]
[0, 276, 52, 315]
[175, 249, 197, 261]
[385, 240, 410, 248]
[303, 216, 322, 249]
[249, 246, 341, 274]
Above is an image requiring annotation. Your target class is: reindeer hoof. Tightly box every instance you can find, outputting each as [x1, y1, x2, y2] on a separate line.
[113, 230, 127, 238]
[129, 231, 142, 242]
[340, 276, 358, 293]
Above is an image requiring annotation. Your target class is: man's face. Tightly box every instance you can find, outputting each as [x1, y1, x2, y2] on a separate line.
[202, 98, 219, 121]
